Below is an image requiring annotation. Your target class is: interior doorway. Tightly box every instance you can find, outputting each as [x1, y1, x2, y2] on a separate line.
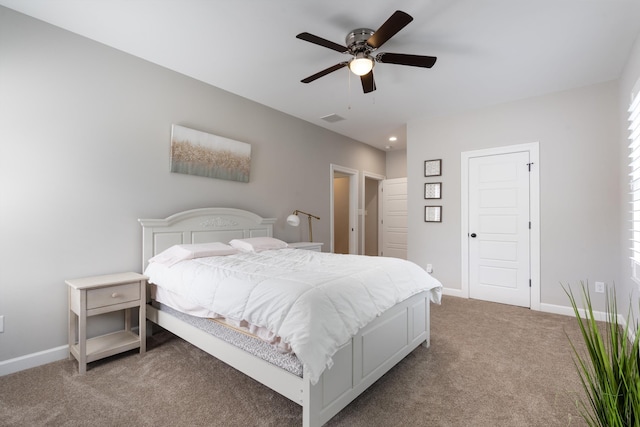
[461, 142, 540, 310]
[333, 174, 350, 254]
[330, 164, 358, 254]
[363, 172, 385, 256]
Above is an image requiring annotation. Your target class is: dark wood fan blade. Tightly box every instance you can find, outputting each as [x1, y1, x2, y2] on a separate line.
[296, 32, 348, 53]
[376, 52, 437, 68]
[366, 10, 413, 49]
[360, 71, 376, 93]
[301, 62, 349, 83]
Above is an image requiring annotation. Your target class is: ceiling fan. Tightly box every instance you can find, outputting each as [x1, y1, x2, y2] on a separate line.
[296, 10, 437, 94]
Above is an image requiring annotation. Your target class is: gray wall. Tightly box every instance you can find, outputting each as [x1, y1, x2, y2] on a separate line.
[407, 80, 620, 310]
[0, 7, 385, 362]
[385, 149, 407, 179]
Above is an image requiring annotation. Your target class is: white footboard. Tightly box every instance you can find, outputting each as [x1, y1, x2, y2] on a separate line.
[147, 291, 431, 427]
[303, 291, 430, 427]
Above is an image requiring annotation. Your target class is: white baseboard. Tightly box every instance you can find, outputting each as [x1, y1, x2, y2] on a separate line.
[0, 345, 68, 377]
[0, 326, 141, 376]
[441, 287, 465, 298]
[540, 302, 626, 326]
[539, 302, 603, 319]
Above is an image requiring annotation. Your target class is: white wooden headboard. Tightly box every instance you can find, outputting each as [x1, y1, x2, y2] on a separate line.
[138, 207, 276, 270]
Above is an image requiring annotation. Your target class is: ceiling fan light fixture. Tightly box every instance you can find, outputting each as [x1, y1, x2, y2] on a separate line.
[349, 54, 373, 76]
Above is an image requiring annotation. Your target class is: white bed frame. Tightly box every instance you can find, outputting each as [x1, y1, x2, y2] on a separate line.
[139, 207, 432, 427]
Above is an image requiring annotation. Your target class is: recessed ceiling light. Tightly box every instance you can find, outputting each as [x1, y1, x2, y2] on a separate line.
[385, 145, 392, 150]
[389, 136, 397, 142]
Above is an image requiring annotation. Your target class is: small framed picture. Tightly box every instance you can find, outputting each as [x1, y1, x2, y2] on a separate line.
[424, 182, 442, 199]
[424, 159, 441, 177]
[424, 206, 442, 222]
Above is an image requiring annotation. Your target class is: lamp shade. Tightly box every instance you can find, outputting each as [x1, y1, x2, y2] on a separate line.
[349, 55, 373, 76]
[286, 214, 300, 227]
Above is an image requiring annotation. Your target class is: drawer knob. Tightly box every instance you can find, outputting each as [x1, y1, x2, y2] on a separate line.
[111, 292, 120, 298]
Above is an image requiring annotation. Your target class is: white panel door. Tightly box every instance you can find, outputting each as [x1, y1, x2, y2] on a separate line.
[381, 178, 407, 259]
[469, 152, 530, 307]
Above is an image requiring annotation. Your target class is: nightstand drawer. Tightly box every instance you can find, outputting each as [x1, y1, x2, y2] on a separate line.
[87, 282, 140, 309]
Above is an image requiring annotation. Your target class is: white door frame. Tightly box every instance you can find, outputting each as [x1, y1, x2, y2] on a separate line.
[362, 171, 385, 255]
[461, 142, 540, 310]
[330, 164, 359, 254]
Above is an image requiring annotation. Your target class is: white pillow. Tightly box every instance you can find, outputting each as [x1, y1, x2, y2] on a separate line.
[149, 242, 238, 267]
[228, 237, 288, 252]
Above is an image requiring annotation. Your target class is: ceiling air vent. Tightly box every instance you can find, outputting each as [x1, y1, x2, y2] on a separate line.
[320, 113, 345, 123]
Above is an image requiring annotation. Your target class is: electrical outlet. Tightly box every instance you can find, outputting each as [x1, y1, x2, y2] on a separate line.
[0, 315, 4, 333]
[595, 282, 605, 293]
[426, 264, 433, 273]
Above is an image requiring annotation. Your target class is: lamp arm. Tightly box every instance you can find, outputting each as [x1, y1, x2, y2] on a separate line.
[292, 209, 320, 220]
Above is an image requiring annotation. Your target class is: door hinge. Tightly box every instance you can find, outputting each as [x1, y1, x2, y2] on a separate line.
[529, 279, 532, 287]
[527, 162, 534, 172]
[529, 221, 531, 229]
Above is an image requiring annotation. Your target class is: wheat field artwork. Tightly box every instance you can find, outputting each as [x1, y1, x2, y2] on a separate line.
[170, 124, 251, 183]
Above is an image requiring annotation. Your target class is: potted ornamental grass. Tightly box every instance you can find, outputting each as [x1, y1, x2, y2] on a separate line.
[564, 283, 640, 427]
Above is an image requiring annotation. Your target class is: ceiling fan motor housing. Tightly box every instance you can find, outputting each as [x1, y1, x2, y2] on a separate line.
[346, 28, 375, 55]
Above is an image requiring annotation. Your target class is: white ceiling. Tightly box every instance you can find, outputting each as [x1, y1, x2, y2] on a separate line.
[2, 0, 640, 151]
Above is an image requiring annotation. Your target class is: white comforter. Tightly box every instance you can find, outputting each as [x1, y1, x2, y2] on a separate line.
[144, 248, 442, 384]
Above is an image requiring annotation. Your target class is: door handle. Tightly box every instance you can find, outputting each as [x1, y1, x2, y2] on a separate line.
[469, 233, 477, 238]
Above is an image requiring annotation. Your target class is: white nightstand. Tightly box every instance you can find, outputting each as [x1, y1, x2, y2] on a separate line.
[66, 272, 147, 374]
[288, 242, 324, 252]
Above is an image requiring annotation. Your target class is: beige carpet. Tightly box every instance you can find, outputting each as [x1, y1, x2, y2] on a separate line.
[0, 296, 588, 426]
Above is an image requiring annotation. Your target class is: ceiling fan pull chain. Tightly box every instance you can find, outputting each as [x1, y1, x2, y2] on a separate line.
[348, 68, 352, 110]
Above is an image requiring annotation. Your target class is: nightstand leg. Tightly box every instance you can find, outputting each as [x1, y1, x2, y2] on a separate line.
[78, 291, 87, 374]
[139, 291, 146, 354]
[68, 288, 75, 360]
[124, 307, 131, 332]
